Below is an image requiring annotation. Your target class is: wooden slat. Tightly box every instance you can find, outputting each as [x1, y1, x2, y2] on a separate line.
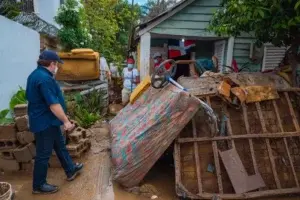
[272, 100, 299, 187]
[212, 141, 223, 194]
[178, 131, 300, 143]
[255, 102, 281, 189]
[242, 104, 259, 174]
[192, 118, 202, 193]
[284, 92, 300, 131]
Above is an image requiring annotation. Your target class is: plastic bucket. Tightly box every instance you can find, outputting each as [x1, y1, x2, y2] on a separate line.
[0, 182, 13, 200]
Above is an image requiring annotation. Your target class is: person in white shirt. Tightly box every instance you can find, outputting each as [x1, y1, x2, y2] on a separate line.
[122, 57, 140, 105]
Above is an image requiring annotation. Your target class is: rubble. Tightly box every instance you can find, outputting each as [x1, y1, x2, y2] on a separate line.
[15, 115, 29, 132]
[13, 143, 36, 162]
[0, 124, 17, 140]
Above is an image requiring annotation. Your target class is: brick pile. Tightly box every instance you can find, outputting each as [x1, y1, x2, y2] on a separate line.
[49, 120, 91, 168]
[0, 104, 92, 171]
[0, 104, 35, 171]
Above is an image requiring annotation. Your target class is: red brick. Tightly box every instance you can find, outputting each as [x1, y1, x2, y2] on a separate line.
[13, 143, 35, 162]
[0, 124, 17, 140]
[16, 131, 34, 144]
[0, 149, 14, 160]
[49, 156, 61, 168]
[14, 104, 27, 117]
[15, 116, 29, 132]
[0, 158, 20, 171]
[0, 139, 18, 150]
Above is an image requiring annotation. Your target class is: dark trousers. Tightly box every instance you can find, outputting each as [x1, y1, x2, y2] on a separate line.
[33, 125, 75, 190]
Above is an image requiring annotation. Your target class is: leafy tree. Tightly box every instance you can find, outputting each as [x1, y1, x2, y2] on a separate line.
[141, 0, 176, 23]
[0, 0, 22, 19]
[84, 0, 140, 64]
[209, 0, 300, 86]
[55, 0, 92, 51]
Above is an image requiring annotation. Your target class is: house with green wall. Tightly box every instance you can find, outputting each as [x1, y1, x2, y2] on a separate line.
[135, 0, 286, 80]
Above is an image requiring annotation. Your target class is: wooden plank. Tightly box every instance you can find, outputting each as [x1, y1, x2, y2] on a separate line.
[284, 92, 300, 131]
[174, 142, 181, 186]
[182, 6, 218, 14]
[255, 102, 281, 189]
[242, 104, 259, 174]
[150, 27, 218, 38]
[177, 131, 300, 143]
[192, 118, 202, 193]
[157, 20, 209, 30]
[212, 141, 223, 193]
[273, 100, 299, 187]
[219, 149, 265, 194]
[171, 13, 213, 22]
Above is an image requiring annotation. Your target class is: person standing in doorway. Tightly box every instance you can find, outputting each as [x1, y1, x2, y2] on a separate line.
[26, 50, 83, 194]
[122, 57, 140, 105]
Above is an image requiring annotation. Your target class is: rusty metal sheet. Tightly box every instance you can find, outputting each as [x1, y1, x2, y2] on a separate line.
[219, 148, 266, 194]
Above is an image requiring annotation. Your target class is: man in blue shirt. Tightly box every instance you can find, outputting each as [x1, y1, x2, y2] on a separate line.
[26, 50, 83, 194]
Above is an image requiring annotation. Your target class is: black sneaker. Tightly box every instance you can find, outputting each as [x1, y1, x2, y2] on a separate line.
[32, 183, 59, 194]
[67, 163, 83, 181]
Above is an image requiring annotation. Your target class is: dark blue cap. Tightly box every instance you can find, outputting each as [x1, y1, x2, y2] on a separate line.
[39, 50, 64, 64]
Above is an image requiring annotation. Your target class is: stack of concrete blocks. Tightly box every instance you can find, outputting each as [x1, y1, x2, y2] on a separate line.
[49, 120, 91, 168]
[0, 104, 35, 172]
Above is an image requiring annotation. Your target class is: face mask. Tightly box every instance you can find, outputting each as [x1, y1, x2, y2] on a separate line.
[54, 67, 58, 74]
[128, 64, 134, 69]
[154, 59, 159, 64]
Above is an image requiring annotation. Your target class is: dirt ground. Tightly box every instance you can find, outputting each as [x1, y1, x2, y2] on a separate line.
[1, 124, 300, 200]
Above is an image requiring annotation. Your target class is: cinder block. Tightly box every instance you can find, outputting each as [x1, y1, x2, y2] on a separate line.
[27, 143, 36, 157]
[0, 124, 17, 140]
[49, 156, 61, 168]
[68, 130, 83, 143]
[0, 149, 14, 160]
[14, 104, 28, 117]
[20, 160, 34, 171]
[13, 143, 35, 162]
[0, 139, 18, 151]
[0, 158, 20, 171]
[15, 116, 29, 132]
[68, 139, 91, 158]
[16, 131, 34, 144]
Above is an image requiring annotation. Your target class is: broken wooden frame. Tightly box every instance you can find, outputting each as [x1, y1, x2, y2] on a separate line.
[174, 91, 300, 199]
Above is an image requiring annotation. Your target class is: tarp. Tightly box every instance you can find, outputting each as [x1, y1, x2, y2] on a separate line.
[110, 84, 201, 187]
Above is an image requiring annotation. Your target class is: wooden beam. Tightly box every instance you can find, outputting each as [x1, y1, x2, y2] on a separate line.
[255, 102, 281, 189]
[177, 131, 300, 143]
[284, 92, 300, 131]
[174, 142, 182, 187]
[139, 32, 151, 79]
[242, 104, 259, 175]
[192, 118, 202, 194]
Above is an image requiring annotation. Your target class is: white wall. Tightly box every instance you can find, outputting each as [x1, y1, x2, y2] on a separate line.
[36, 0, 60, 27]
[0, 16, 40, 111]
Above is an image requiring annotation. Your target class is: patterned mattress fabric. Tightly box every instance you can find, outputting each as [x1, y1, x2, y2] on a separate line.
[110, 84, 201, 188]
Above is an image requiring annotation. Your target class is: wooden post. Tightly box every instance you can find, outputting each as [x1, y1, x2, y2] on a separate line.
[189, 52, 198, 77]
[139, 32, 151, 80]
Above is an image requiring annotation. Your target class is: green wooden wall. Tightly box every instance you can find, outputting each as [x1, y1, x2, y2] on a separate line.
[150, 0, 221, 37]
